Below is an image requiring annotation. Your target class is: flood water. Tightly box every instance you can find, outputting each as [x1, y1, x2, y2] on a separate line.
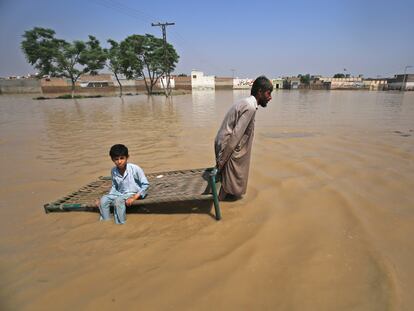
[1, 90, 413, 310]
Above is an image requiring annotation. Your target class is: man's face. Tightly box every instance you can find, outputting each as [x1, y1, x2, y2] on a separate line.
[112, 155, 128, 171]
[257, 89, 272, 107]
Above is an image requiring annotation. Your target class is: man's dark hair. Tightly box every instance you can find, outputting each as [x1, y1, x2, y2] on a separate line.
[109, 144, 129, 158]
[251, 76, 273, 96]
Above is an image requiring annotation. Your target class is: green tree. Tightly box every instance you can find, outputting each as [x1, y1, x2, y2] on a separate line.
[21, 27, 106, 98]
[333, 73, 345, 78]
[21, 27, 60, 76]
[298, 74, 310, 85]
[53, 35, 106, 97]
[120, 34, 179, 95]
[105, 39, 124, 97]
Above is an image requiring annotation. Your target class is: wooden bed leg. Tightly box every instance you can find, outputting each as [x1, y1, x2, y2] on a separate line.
[210, 168, 222, 220]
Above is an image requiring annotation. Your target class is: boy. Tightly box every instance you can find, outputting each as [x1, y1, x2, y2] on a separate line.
[98, 144, 149, 224]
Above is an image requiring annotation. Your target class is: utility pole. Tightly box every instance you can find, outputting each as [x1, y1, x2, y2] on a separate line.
[152, 22, 175, 96]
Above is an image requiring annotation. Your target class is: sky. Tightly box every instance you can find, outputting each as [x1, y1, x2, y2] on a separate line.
[0, 0, 413, 78]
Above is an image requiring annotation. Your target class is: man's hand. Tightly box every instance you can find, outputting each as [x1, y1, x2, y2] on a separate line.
[126, 194, 140, 206]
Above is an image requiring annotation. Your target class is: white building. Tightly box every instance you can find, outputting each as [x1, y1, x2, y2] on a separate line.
[320, 77, 364, 89]
[191, 70, 215, 90]
[233, 78, 253, 89]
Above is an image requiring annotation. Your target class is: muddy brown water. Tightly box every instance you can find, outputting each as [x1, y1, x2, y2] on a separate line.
[1, 90, 413, 310]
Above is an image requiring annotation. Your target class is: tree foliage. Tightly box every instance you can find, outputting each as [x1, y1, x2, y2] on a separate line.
[333, 73, 345, 78]
[21, 27, 106, 97]
[22, 27, 180, 97]
[21, 27, 60, 76]
[105, 39, 124, 96]
[298, 74, 310, 85]
[120, 34, 179, 94]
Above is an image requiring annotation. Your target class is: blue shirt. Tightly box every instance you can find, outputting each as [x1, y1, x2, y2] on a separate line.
[109, 163, 149, 198]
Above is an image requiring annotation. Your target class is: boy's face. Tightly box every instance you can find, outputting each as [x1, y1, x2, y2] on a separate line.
[112, 155, 128, 171]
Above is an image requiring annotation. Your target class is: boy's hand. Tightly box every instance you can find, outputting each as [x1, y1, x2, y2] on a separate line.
[126, 194, 140, 206]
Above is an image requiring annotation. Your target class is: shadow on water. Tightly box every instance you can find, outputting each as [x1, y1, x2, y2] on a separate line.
[55, 200, 217, 220]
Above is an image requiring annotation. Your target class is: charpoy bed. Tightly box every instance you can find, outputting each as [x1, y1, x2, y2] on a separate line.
[44, 167, 221, 220]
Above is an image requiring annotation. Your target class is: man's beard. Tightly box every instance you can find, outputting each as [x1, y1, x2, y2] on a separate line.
[259, 101, 268, 107]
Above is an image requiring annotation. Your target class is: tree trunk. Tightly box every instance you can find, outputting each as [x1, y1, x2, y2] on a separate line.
[71, 78, 75, 98]
[143, 75, 151, 95]
[166, 73, 171, 97]
[114, 72, 122, 97]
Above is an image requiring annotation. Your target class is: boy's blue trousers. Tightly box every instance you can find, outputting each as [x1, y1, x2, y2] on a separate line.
[99, 193, 134, 224]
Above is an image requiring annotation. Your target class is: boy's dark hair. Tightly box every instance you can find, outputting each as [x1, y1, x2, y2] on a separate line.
[251, 76, 273, 96]
[109, 144, 129, 158]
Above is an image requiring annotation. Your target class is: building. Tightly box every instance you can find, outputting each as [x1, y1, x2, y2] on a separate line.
[283, 77, 301, 89]
[387, 74, 414, 91]
[319, 77, 364, 89]
[233, 78, 253, 89]
[272, 78, 283, 89]
[309, 77, 330, 90]
[191, 70, 215, 90]
[363, 78, 388, 91]
[215, 77, 233, 89]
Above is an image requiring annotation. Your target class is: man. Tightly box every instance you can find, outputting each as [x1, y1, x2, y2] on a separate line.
[214, 76, 273, 200]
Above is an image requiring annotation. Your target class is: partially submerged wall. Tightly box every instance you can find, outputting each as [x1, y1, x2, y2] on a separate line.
[0, 79, 41, 94]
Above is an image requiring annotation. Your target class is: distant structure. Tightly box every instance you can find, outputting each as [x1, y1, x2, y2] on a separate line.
[272, 78, 283, 89]
[319, 77, 364, 89]
[283, 77, 301, 89]
[233, 78, 253, 89]
[191, 70, 215, 90]
[387, 74, 414, 91]
[363, 78, 388, 91]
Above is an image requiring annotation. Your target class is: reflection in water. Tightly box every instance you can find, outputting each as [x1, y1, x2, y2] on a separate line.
[191, 89, 217, 127]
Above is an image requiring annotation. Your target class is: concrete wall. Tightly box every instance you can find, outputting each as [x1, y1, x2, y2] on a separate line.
[215, 77, 233, 89]
[174, 76, 191, 90]
[191, 71, 215, 89]
[388, 81, 414, 91]
[233, 78, 252, 89]
[0, 79, 41, 94]
[363, 80, 388, 90]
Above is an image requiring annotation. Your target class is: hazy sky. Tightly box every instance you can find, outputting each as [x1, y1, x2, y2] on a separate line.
[0, 0, 413, 78]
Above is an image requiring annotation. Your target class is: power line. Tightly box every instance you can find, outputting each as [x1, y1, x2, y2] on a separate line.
[91, 0, 223, 75]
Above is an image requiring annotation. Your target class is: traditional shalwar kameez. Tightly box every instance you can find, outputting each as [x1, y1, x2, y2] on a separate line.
[99, 163, 149, 224]
[214, 95, 257, 196]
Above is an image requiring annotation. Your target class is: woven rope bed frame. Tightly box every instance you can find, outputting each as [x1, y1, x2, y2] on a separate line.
[44, 167, 221, 220]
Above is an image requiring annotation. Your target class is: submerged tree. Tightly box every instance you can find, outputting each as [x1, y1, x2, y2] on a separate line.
[21, 27, 106, 98]
[120, 34, 179, 95]
[105, 39, 124, 97]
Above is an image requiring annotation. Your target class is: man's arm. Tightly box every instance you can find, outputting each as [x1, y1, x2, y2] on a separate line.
[218, 107, 255, 169]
